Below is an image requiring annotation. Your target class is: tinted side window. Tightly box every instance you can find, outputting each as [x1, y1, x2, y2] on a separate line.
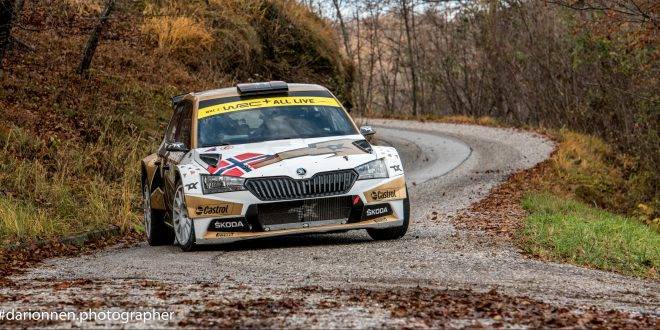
[176, 101, 193, 147]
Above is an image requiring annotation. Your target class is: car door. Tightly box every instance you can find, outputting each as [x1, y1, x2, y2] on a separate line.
[160, 100, 193, 210]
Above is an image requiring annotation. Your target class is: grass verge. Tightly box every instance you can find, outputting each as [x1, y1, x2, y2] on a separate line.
[535, 130, 658, 230]
[449, 121, 658, 278]
[521, 192, 658, 278]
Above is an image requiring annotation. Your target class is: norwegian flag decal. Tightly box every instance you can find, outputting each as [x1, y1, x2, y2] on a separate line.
[207, 153, 271, 176]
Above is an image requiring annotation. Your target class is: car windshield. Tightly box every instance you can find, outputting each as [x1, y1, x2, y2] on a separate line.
[197, 105, 358, 147]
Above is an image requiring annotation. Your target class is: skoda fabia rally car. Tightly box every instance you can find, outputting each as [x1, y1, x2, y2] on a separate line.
[141, 81, 409, 251]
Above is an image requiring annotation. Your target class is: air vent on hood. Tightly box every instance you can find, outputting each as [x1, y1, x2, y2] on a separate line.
[352, 140, 373, 153]
[199, 153, 221, 167]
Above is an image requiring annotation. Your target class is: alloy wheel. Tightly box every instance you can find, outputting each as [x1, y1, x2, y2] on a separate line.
[173, 186, 192, 246]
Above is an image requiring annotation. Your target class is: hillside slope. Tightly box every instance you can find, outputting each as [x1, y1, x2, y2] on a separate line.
[0, 0, 352, 244]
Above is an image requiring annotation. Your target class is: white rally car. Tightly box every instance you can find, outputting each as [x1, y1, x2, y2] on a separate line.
[141, 81, 409, 251]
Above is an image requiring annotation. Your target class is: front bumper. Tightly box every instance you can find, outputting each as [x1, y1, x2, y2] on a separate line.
[198, 216, 404, 245]
[185, 175, 407, 244]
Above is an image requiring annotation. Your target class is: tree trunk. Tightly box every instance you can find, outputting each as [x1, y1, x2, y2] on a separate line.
[331, 0, 352, 59]
[365, 10, 378, 114]
[354, 10, 365, 115]
[77, 0, 115, 75]
[401, 0, 418, 117]
[0, 0, 16, 77]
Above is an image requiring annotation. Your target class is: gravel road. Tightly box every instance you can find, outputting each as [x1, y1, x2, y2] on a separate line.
[2, 119, 658, 328]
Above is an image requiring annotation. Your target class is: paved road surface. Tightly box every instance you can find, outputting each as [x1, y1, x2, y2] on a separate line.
[3, 119, 658, 327]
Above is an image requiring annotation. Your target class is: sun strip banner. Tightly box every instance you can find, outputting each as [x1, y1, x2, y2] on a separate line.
[198, 96, 342, 119]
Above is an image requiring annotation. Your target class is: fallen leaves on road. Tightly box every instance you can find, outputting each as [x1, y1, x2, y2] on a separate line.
[1, 277, 656, 328]
[453, 160, 551, 241]
[296, 285, 658, 328]
[0, 231, 142, 278]
[181, 297, 305, 328]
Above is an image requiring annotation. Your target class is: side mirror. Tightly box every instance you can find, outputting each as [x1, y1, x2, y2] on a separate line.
[165, 142, 189, 152]
[360, 125, 375, 136]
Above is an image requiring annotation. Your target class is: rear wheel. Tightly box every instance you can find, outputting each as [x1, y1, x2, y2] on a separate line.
[367, 188, 410, 241]
[173, 182, 196, 252]
[142, 183, 174, 245]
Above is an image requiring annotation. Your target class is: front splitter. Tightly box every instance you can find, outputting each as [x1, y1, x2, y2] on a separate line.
[199, 216, 402, 244]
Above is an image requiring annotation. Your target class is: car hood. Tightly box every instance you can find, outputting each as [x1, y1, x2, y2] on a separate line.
[191, 135, 377, 179]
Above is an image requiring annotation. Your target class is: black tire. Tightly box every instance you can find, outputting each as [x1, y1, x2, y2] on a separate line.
[142, 183, 174, 246]
[367, 189, 410, 240]
[172, 181, 196, 252]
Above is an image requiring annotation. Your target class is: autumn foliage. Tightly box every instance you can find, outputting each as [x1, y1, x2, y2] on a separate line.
[0, 0, 351, 243]
[339, 0, 658, 217]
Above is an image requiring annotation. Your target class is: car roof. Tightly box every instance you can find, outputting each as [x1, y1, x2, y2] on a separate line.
[191, 83, 331, 103]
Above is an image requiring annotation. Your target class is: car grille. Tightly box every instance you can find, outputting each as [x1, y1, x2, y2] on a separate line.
[255, 196, 353, 227]
[245, 170, 358, 201]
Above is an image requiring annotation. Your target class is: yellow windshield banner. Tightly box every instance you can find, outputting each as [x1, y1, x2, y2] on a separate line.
[198, 96, 341, 119]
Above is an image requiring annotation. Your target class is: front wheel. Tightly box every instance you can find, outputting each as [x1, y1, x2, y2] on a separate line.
[367, 190, 410, 241]
[172, 181, 196, 252]
[142, 183, 174, 246]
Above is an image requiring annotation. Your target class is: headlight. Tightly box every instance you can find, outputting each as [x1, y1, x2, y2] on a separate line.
[355, 159, 388, 180]
[201, 175, 246, 194]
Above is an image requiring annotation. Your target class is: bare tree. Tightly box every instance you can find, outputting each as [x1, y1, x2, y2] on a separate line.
[77, 0, 116, 75]
[331, 0, 352, 59]
[363, 0, 380, 113]
[548, 0, 658, 27]
[353, 8, 365, 113]
[318, 0, 658, 190]
[400, 0, 418, 117]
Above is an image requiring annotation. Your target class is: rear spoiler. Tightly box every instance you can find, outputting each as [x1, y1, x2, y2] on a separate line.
[171, 81, 289, 107]
[236, 81, 288, 96]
